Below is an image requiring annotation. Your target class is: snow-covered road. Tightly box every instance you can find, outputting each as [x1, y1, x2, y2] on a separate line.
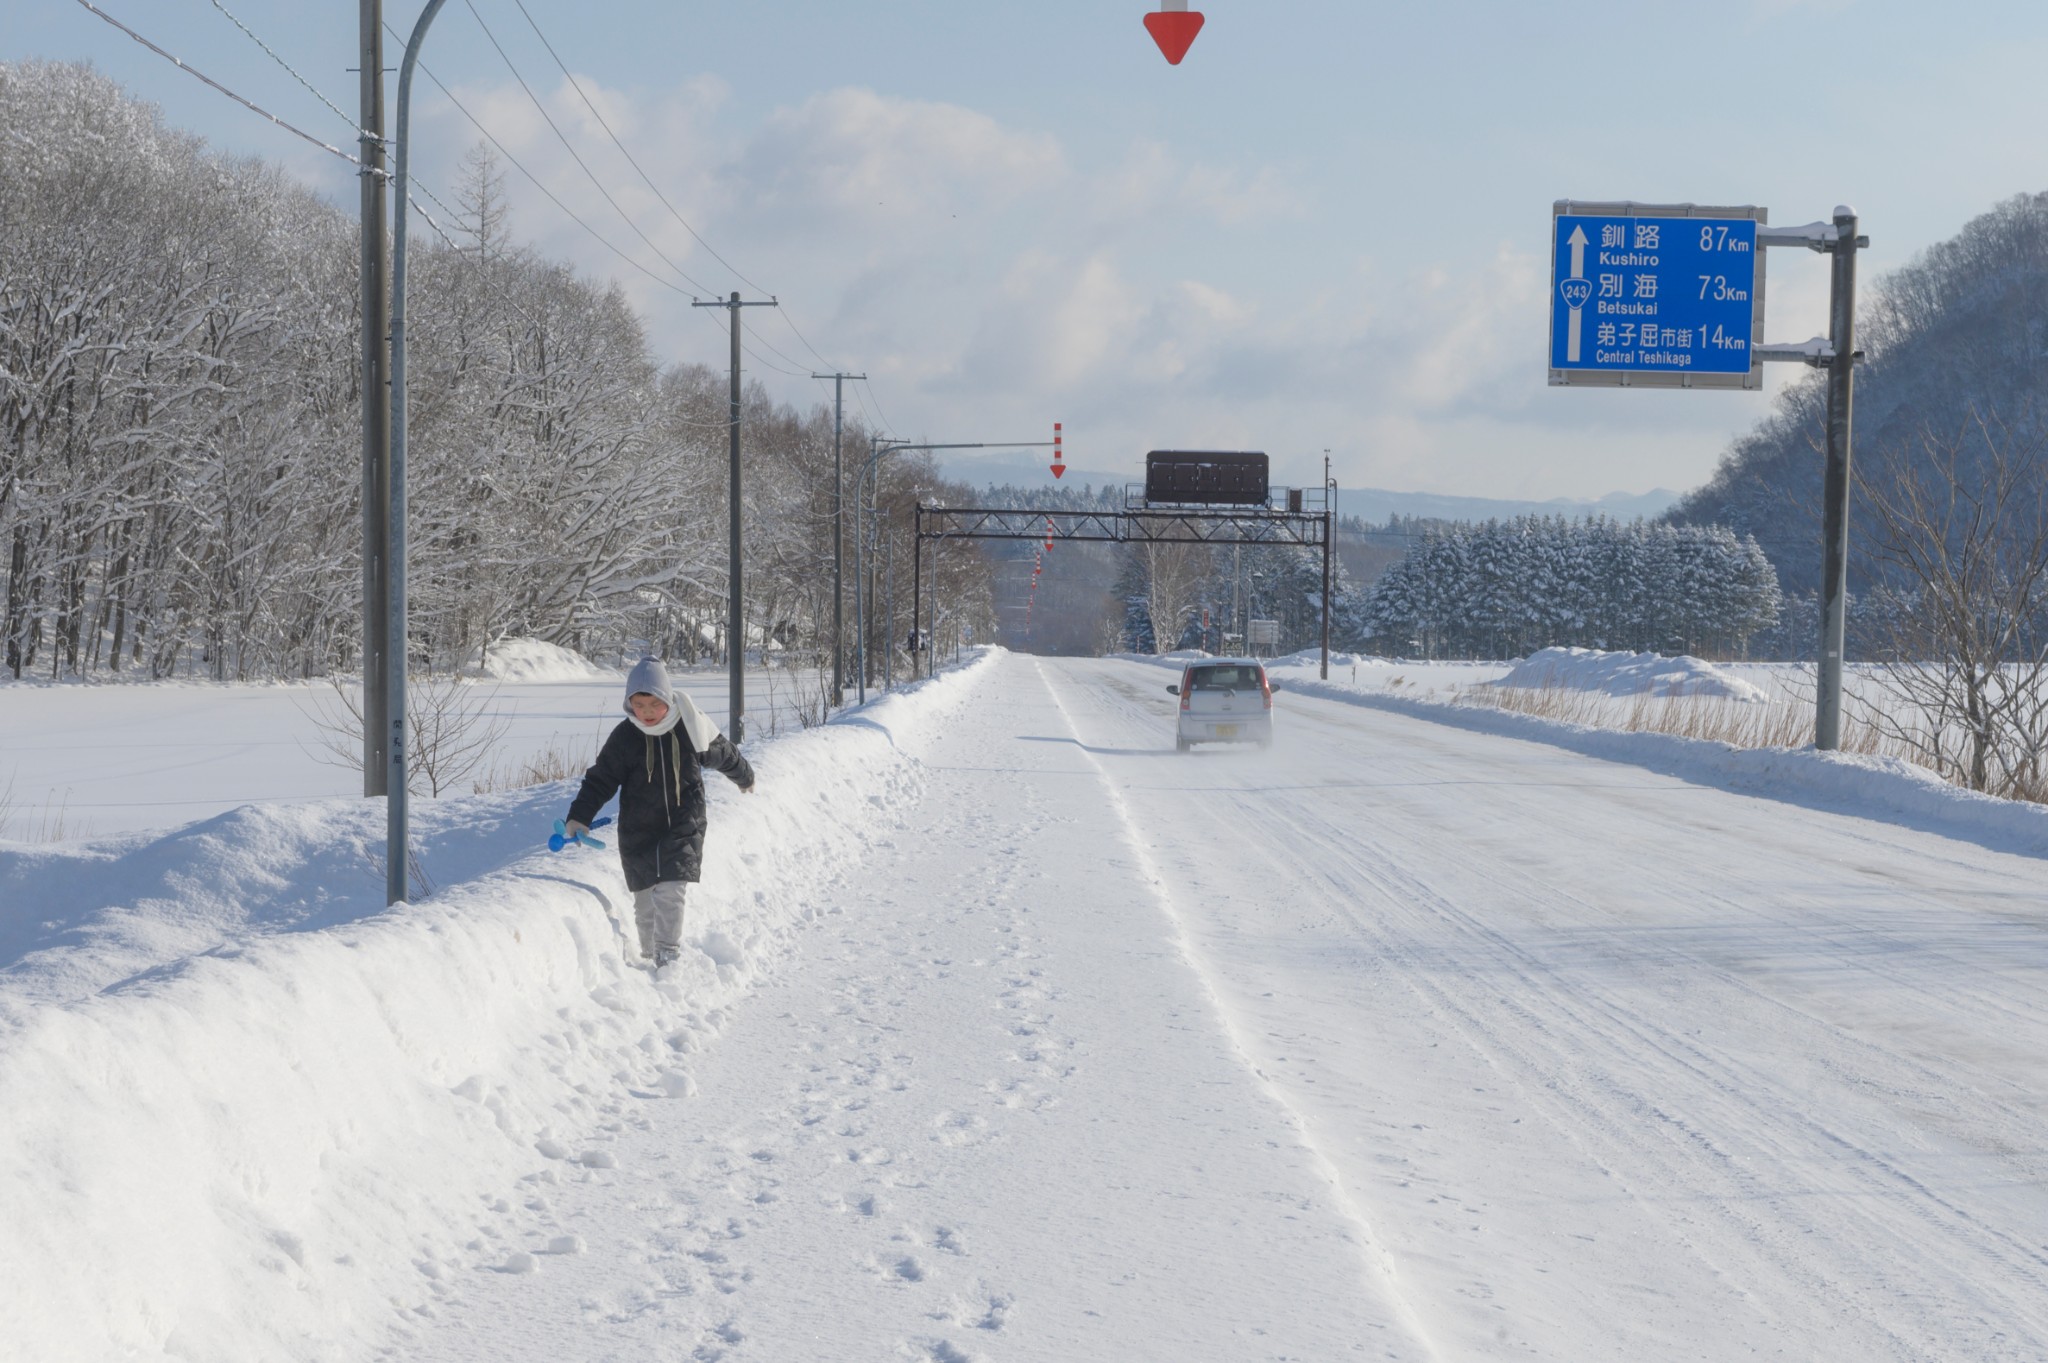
[399, 653, 2048, 1362]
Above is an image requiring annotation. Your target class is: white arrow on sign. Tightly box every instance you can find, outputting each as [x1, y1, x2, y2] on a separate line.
[1562, 225, 1592, 362]
[1572, 225, 1589, 360]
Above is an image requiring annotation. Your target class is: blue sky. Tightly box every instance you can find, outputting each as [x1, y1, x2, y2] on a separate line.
[8, 1, 2046, 497]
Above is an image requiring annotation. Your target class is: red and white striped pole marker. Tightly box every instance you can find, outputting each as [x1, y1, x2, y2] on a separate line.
[1050, 423, 1066, 480]
[1144, 1, 1204, 65]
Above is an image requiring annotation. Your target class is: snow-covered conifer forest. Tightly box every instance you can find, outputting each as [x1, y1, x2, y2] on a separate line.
[1361, 516, 1783, 660]
[0, 61, 994, 683]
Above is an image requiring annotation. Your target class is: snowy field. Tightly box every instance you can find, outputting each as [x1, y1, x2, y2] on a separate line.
[0, 644, 830, 840]
[4, 649, 2048, 1360]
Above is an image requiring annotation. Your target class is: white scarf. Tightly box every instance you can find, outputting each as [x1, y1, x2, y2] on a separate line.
[628, 688, 720, 753]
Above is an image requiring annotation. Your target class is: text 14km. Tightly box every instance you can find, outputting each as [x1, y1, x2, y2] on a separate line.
[1550, 215, 1758, 377]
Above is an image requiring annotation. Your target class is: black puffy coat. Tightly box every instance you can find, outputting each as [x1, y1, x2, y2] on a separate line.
[567, 721, 754, 892]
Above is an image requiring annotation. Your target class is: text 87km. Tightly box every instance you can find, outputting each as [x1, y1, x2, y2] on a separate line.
[1700, 225, 1752, 252]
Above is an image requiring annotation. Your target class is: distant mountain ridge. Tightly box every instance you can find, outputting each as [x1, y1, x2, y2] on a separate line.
[1337, 487, 1679, 526]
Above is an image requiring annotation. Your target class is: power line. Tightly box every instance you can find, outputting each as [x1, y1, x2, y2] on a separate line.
[859, 378, 897, 436]
[70, 0, 373, 172]
[385, 25, 708, 307]
[390, 35, 809, 380]
[206, 0, 372, 143]
[79, 0, 903, 418]
[507, 0, 767, 298]
[771, 307, 844, 374]
[502, 0, 870, 385]
[452, 2, 821, 381]
[457, 0, 721, 298]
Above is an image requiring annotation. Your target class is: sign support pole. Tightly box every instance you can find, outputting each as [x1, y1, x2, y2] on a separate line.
[854, 437, 1057, 699]
[912, 507, 923, 681]
[1321, 455, 1333, 681]
[1815, 208, 1860, 751]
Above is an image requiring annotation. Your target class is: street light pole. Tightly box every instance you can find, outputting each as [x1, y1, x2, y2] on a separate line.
[385, 0, 452, 904]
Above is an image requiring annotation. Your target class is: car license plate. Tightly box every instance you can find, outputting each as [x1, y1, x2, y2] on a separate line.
[1214, 724, 1238, 739]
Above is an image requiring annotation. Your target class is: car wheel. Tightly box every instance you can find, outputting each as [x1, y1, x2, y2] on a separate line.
[1176, 737, 1192, 753]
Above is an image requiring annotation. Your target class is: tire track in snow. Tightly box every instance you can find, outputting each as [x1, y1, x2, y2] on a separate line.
[1029, 657, 1444, 1363]
[1074, 660, 2048, 1359]
[1277, 696, 2048, 1353]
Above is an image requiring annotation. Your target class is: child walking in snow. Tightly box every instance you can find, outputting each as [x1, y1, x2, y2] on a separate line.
[565, 658, 754, 968]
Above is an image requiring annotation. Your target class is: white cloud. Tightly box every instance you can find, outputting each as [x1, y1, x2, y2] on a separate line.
[407, 76, 1730, 498]
[1083, 139, 1308, 232]
[728, 87, 1064, 238]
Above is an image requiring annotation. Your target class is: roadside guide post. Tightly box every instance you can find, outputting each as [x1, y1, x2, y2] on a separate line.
[1548, 200, 1865, 749]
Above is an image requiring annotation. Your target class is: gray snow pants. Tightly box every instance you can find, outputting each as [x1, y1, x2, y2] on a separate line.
[631, 880, 687, 957]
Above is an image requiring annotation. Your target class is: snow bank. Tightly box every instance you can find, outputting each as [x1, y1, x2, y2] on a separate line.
[0, 788, 578, 1023]
[0, 652, 998, 1361]
[1122, 653, 2048, 861]
[471, 636, 619, 683]
[1492, 646, 1769, 702]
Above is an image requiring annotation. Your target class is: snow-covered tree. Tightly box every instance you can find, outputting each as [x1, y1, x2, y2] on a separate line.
[1360, 516, 1781, 660]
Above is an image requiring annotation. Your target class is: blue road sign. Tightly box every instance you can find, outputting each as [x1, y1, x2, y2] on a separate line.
[1550, 206, 1762, 387]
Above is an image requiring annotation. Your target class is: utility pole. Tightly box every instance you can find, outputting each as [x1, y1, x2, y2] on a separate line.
[1815, 208, 1860, 750]
[694, 291, 777, 743]
[358, 0, 389, 797]
[813, 371, 864, 708]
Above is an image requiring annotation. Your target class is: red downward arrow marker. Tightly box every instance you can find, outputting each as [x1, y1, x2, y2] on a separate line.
[1143, 10, 1204, 65]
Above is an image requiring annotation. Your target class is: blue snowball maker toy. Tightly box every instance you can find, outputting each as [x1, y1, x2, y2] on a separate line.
[547, 816, 611, 852]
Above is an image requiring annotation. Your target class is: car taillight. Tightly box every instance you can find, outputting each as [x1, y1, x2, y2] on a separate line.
[1260, 671, 1273, 710]
[1180, 672, 1192, 710]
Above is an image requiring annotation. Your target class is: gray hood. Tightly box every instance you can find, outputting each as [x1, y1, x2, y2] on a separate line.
[623, 657, 720, 751]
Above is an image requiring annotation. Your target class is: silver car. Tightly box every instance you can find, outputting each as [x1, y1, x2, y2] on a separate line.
[1167, 658, 1277, 751]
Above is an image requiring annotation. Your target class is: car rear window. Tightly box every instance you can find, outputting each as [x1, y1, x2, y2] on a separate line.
[1187, 665, 1261, 691]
